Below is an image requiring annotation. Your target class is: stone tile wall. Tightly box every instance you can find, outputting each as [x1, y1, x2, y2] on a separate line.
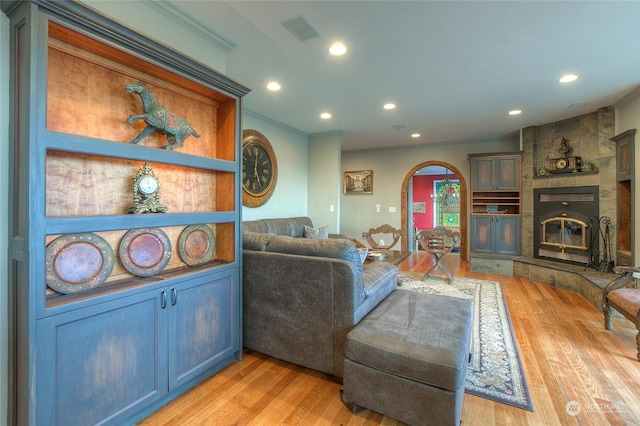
[521, 106, 617, 259]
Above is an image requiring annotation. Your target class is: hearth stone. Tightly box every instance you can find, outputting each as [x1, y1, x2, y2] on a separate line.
[513, 256, 615, 310]
[469, 257, 514, 275]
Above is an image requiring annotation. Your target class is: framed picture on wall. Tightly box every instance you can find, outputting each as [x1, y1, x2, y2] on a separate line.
[413, 202, 426, 213]
[344, 170, 373, 194]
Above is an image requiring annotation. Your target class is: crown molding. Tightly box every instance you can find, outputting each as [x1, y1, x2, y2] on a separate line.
[142, 0, 236, 52]
[244, 109, 308, 137]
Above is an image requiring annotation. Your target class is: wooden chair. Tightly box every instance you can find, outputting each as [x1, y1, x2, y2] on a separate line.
[362, 224, 403, 250]
[603, 266, 640, 361]
[416, 227, 461, 283]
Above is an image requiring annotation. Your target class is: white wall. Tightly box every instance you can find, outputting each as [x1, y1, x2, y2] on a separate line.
[241, 111, 309, 221]
[615, 86, 640, 265]
[1, 9, 9, 426]
[340, 139, 520, 247]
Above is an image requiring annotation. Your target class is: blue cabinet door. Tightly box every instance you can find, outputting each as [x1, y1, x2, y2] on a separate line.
[472, 158, 496, 190]
[168, 272, 239, 390]
[495, 156, 521, 190]
[36, 291, 168, 426]
[495, 216, 521, 256]
[471, 216, 495, 254]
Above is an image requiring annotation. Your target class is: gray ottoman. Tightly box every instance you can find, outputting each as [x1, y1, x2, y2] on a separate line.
[342, 289, 472, 426]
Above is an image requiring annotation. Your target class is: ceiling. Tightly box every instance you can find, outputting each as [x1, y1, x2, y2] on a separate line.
[169, 1, 640, 152]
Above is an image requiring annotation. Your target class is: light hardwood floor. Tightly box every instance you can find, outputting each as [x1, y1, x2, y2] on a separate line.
[140, 252, 640, 425]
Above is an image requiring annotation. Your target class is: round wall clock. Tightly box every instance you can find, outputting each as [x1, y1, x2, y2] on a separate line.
[242, 129, 278, 207]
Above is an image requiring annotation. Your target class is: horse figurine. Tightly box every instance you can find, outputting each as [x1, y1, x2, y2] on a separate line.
[125, 82, 200, 150]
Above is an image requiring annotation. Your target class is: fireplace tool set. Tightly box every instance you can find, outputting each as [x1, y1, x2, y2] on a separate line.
[586, 216, 614, 273]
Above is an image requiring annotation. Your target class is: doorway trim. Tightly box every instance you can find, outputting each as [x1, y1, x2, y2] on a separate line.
[401, 161, 468, 261]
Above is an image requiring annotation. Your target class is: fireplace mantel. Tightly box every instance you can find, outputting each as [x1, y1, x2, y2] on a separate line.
[532, 170, 598, 180]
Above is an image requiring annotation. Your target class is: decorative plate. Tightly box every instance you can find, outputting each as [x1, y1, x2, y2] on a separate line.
[119, 228, 172, 277]
[178, 224, 216, 266]
[45, 233, 115, 294]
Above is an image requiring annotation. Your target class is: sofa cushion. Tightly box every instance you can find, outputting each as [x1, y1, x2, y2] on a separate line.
[263, 217, 313, 237]
[265, 235, 364, 273]
[362, 261, 396, 297]
[242, 231, 274, 251]
[304, 225, 329, 239]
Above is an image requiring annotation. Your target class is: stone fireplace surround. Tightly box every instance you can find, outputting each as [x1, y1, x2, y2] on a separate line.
[513, 107, 618, 309]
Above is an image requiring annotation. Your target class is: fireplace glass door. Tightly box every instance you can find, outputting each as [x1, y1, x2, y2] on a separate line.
[540, 217, 588, 253]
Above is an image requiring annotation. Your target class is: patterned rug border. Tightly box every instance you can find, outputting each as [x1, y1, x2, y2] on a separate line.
[397, 271, 534, 412]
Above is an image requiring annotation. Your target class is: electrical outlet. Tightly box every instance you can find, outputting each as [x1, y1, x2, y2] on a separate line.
[376, 204, 381, 213]
[388, 206, 396, 213]
[329, 204, 334, 212]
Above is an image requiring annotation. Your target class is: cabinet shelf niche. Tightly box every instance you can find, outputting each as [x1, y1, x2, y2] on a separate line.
[45, 221, 235, 309]
[47, 22, 237, 161]
[45, 151, 233, 217]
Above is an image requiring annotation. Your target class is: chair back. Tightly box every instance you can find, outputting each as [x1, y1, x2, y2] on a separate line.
[362, 224, 403, 250]
[417, 227, 460, 253]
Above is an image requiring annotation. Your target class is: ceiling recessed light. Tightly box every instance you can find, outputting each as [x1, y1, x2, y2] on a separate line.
[559, 74, 578, 83]
[383, 103, 396, 110]
[508, 109, 522, 115]
[411, 133, 421, 138]
[266, 81, 281, 91]
[320, 112, 332, 119]
[329, 42, 347, 56]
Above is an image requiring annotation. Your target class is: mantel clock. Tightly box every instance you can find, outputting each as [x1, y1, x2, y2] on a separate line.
[127, 163, 168, 214]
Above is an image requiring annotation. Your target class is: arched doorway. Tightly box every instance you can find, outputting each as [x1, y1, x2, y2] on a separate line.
[400, 161, 468, 261]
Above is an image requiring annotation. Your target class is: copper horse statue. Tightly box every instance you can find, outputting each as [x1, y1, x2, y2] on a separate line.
[125, 82, 200, 150]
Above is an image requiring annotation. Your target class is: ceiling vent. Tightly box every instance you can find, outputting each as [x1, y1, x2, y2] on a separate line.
[392, 124, 407, 130]
[566, 101, 590, 110]
[281, 15, 321, 41]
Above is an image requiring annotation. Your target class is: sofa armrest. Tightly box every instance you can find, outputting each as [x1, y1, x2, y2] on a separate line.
[242, 250, 364, 375]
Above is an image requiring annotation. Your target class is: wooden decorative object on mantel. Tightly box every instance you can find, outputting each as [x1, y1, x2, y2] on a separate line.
[548, 156, 581, 173]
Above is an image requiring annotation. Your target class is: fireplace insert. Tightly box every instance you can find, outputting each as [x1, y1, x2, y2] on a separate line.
[534, 186, 599, 265]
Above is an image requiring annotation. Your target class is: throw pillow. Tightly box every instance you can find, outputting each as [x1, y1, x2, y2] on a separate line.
[304, 225, 329, 239]
[357, 247, 369, 264]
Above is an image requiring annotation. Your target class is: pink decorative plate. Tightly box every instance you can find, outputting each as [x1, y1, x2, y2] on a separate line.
[45, 233, 115, 294]
[119, 228, 172, 277]
[178, 224, 216, 266]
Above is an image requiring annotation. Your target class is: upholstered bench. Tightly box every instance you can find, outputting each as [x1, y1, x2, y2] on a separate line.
[342, 289, 472, 426]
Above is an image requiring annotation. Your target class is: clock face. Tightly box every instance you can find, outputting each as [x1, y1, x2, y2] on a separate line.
[556, 158, 568, 169]
[138, 175, 158, 195]
[242, 144, 273, 195]
[242, 130, 278, 207]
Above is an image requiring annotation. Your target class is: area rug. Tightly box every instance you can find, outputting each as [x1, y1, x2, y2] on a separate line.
[397, 271, 534, 411]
